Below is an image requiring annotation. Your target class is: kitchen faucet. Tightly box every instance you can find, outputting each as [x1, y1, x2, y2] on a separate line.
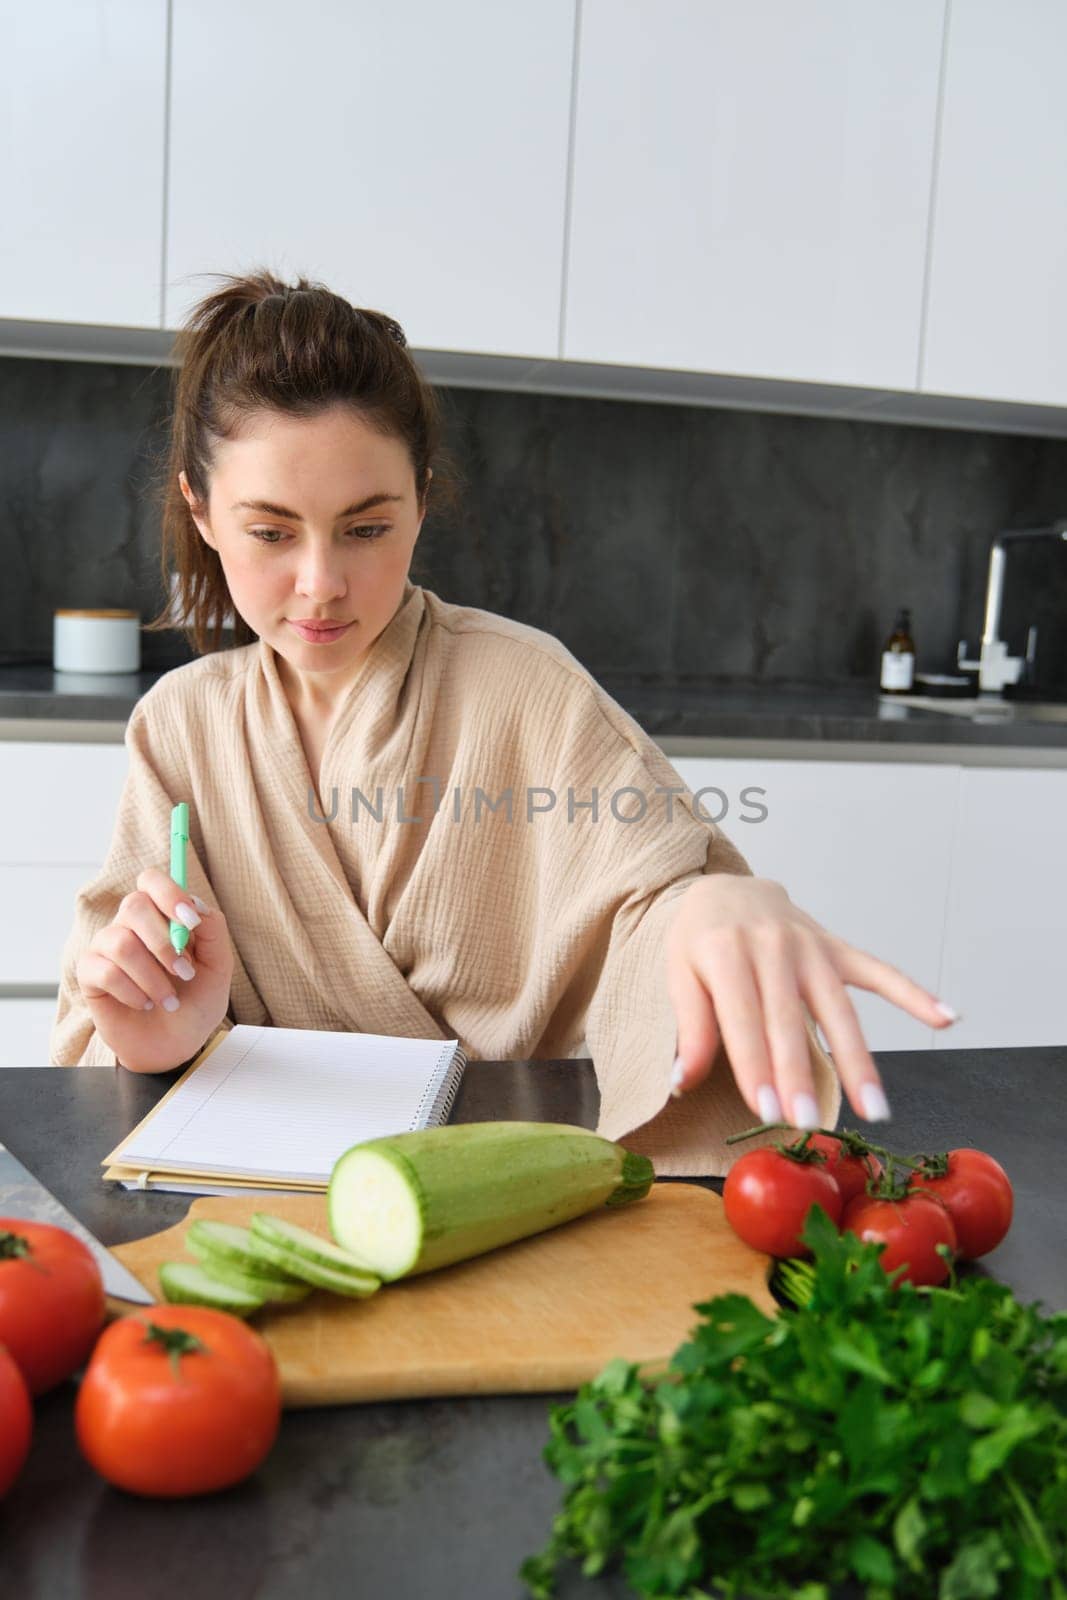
[957, 521, 1067, 693]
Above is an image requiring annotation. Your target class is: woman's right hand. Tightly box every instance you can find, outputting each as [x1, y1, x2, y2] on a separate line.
[75, 867, 234, 1072]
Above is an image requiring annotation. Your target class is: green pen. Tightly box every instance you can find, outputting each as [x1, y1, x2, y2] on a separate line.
[169, 802, 190, 955]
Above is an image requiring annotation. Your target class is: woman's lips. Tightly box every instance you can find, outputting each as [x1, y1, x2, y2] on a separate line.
[287, 620, 353, 643]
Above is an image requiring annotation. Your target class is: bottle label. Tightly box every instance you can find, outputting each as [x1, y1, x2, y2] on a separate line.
[881, 650, 914, 690]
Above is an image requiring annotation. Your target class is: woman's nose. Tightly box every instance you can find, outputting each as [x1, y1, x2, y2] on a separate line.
[294, 555, 346, 600]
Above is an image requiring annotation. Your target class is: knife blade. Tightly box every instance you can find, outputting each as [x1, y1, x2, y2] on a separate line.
[0, 1142, 155, 1305]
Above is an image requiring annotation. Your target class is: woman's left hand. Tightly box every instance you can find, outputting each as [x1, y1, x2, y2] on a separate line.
[664, 875, 959, 1128]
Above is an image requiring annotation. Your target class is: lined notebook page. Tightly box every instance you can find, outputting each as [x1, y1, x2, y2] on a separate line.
[111, 1025, 464, 1183]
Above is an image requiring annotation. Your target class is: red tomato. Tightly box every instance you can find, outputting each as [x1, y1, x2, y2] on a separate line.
[841, 1190, 958, 1287]
[786, 1134, 883, 1206]
[0, 1343, 33, 1497]
[75, 1305, 281, 1498]
[907, 1148, 1014, 1260]
[0, 1218, 106, 1395]
[723, 1146, 843, 1258]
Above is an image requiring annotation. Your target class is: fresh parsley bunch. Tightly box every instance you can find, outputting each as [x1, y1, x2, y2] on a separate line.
[520, 1208, 1067, 1600]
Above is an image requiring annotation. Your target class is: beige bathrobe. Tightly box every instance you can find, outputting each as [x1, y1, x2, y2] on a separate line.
[51, 580, 841, 1174]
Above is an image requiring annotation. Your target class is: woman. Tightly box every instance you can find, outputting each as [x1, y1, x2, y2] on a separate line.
[50, 272, 957, 1175]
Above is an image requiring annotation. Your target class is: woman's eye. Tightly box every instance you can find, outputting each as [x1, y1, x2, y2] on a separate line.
[248, 525, 389, 544]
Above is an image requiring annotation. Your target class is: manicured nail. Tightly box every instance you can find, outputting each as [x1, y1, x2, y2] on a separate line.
[792, 1092, 819, 1130]
[935, 1000, 960, 1023]
[142, 1000, 154, 1011]
[191, 894, 209, 914]
[669, 1054, 685, 1098]
[162, 995, 181, 1012]
[757, 1084, 783, 1124]
[173, 957, 195, 981]
[860, 1081, 892, 1122]
[175, 902, 201, 930]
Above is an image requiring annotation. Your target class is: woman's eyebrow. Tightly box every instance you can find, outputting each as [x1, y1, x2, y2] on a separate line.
[230, 493, 404, 518]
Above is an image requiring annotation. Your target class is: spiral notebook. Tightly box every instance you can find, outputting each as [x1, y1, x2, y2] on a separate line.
[101, 1024, 468, 1197]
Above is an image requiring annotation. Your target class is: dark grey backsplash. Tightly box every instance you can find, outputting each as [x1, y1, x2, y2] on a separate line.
[3, 354, 1067, 688]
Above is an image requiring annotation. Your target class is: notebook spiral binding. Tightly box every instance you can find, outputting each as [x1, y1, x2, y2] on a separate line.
[411, 1042, 468, 1130]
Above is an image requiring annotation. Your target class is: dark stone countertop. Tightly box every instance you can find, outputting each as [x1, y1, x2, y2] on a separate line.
[0, 1046, 1063, 1599]
[1, 659, 1067, 749]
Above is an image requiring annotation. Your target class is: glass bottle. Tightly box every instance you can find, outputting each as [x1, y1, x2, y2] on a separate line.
[880, 608, 915, 692]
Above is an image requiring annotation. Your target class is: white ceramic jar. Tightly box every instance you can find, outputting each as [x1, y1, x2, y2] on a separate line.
[53, 609, 141, 674]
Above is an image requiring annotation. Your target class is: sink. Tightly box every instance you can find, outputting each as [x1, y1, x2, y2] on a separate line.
[1007, 701, 1067, 723]
[884, 694, 1067, 723]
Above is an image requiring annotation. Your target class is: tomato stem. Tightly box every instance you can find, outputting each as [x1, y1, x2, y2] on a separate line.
[723, 1123, 830, 1165]
[142, 1320, 207, 1382]
[724, 1124, 953, 1197]
[0, 1229, 47, 1274]
[725, 1121, 805, 1146]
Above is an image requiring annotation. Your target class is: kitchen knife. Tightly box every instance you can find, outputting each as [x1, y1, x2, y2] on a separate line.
[0, 1141, 154, 1305]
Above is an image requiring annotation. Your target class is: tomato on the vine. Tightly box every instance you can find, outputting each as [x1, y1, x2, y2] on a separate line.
[0, 1344, 33, 1497]
[75, 1305, 281, 1498]
[907, 1148, 1013, 1259]
[0, 1218, 106, 1395]
[785, 1133, 883, 1206]
[723, 1145, 843, 1258]
[841, 1190, 958, 1287]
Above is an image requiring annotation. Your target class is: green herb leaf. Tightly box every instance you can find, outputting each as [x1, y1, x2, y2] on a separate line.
[521, 1215, 1067, 1599]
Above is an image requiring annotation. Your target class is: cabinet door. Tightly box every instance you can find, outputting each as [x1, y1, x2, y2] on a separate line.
[0, 743, 128, 863]
[922, 0, 1067, 406]
[0, 742, 129, 987]
[0, 1, 166, 327]
[669, 757, 959, 1052]
[0, 1000, 63, 1068]
[166, 0, 575, 357]
[565, 0, 944, 388]
[937, 768, 1067, 1048]
[0, 865, 110, 986]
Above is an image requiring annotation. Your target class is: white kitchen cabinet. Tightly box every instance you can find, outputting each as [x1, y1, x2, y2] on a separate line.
[166, 0, 575, 357]
[668, 756, 959, 1052]
[0, 744, 128, 1054]
[0, 865, 120, 987]
[922, 0, 1067, 407]
[564, 0, 945, 390]
[0, 742, 129, 864]
[0, 1, 167, 328]
[937, 767, 1067, 1048]
[0, 1000, 66, 1068]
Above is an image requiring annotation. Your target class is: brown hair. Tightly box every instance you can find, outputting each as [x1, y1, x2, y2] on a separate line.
[143, 269, 463, 656]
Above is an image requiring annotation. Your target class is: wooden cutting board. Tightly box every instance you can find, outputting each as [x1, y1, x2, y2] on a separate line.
[107, 1184, 777, 1408]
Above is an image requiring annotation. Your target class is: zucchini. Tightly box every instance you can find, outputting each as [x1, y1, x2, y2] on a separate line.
[159, 1261, 268, 1317]
[247, 1215, 381, 1298]
[184, 1251, 313, 1305]
[327, 1120, 655, 1282]
[186, 1219, 308, 1284]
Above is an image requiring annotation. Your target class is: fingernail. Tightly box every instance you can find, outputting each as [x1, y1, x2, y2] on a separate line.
[143, 1000, 154, 1011]
[173, 957, 195, 981]
[935, 1000, 960, 1023]
[757, 1083, 783, 1124]
[162, 995, 181, 1012]
[175, 902, 201, 930]
[792, 1092, 819, 1130]
[191, 894, 209, 914]
[861, 1081, 892, 1121]
[669, 1054, 685, 1099]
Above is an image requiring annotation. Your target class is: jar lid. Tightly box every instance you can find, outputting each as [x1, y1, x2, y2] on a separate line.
[54, 608, 140, 618]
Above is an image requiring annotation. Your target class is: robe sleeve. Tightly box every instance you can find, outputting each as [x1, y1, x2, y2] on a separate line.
[50, 694, 232, 1069]
[538, 676, 842, 1176]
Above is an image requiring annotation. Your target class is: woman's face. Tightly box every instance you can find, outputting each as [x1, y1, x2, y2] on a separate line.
[180, 404, 428, 700]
